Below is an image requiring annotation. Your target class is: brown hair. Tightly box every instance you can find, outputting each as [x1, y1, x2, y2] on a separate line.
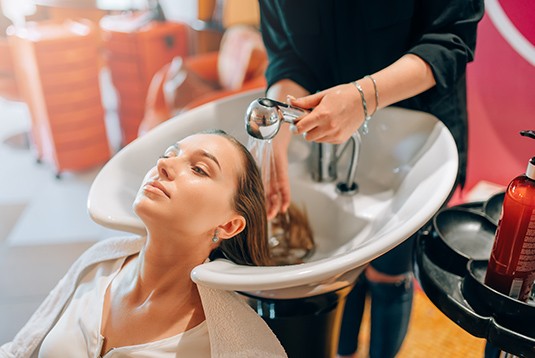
[202, 129, 272, 266]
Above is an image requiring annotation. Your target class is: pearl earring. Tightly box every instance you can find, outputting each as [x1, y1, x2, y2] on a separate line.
[212, 231, 219, 243]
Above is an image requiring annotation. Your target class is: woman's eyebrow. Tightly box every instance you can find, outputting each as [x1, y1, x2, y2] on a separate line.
[175, 142, 221, 170]
[199, 150, 221, 171]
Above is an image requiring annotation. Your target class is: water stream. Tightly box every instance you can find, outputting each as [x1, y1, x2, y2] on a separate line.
[247, 137, 274, 193]
[247, 137, 316, 265]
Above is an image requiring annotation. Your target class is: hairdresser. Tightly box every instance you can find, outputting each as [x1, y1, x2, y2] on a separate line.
[258, 1, 484, 357]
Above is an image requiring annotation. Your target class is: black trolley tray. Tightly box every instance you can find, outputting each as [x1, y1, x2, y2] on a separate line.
[414, 196, 535, 357]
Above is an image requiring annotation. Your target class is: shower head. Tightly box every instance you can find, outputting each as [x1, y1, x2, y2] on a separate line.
[245, 98, 309, 140]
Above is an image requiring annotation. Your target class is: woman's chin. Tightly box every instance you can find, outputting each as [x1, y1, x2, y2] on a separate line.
[132, 201, 155, 223]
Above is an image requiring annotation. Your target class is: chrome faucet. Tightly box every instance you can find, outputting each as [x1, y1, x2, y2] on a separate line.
[309, 133, 361, 195]
[245, 97, 361, 195]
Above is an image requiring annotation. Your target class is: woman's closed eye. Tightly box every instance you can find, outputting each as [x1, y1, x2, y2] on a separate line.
[159, 142, 219, 177]
[192, 164, 209, 176]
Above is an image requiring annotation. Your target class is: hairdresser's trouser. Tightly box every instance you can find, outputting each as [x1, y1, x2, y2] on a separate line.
[337, 235, 415, 358]
[484, 342, 501, 358]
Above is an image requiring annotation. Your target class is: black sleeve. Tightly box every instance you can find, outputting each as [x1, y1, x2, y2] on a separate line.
[258, 0, 318, 92]
[407, 0, 485, 93]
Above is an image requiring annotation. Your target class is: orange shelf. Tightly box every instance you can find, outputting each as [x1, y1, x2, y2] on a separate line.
[8, 19, 111, 175]
[100, 16, 189, 146]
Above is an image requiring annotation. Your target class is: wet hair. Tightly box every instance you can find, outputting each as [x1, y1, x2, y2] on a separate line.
[201, 129, 272, 266]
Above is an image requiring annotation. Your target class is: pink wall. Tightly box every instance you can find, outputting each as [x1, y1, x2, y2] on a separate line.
[465, 0, 535, 190]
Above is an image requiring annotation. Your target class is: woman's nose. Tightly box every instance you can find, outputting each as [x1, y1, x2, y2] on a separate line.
[157, 158, 176, 180]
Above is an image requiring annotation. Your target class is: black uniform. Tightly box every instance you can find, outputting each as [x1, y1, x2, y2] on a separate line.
[259, 0, 484, 187]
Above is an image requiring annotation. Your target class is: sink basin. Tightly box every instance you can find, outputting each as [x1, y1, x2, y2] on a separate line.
[88, 89, 458, 299]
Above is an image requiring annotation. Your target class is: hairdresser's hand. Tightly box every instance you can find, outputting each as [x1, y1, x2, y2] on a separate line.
[289, 83, 364, 144]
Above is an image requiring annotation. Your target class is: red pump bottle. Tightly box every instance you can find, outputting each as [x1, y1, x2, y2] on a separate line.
[484, 130, 535, 302]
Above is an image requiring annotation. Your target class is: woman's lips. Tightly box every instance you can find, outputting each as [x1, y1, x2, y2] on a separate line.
[144, 181, 170, 198]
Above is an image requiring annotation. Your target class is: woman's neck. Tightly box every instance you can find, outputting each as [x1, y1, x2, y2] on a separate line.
[100, 233, 208, 352]
[128, 233, 208, 301]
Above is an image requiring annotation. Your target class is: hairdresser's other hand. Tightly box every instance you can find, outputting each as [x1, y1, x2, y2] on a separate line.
[265, 79, 310, 219]
[266, 128, 291, 220]
[289, 83, 363, 144]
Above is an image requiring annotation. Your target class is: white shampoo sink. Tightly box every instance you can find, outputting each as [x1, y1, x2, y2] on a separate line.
[88, 89, 458, 299]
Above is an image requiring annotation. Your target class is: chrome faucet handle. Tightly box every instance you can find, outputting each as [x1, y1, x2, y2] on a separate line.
[245, 98, 309, 140]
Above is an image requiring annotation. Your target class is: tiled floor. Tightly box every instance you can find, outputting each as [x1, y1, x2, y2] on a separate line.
[0, 86, 487, 355]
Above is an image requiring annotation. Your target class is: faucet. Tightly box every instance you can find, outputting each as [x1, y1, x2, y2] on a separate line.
[309, 133, 361, 195]
[245, 97, 361, 195]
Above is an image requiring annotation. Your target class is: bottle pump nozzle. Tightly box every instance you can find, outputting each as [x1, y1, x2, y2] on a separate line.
[520, 130, 535, 180]
[520, 130, 535, 140]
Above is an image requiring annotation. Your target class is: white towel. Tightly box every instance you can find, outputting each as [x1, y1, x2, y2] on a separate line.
[199, 285, 286, 357]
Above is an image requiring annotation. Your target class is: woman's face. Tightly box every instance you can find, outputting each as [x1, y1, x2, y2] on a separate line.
[133, 134, 243, 238]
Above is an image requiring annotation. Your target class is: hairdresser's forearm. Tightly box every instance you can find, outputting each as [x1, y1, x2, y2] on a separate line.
[359, 54, 436, 113]
[266, 79, 310, 105]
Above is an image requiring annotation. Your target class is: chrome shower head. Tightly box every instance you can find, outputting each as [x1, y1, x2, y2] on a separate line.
[245, 97, 309, 140]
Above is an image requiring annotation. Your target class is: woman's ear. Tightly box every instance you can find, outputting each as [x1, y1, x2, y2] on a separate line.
[218, 215, 246, 240]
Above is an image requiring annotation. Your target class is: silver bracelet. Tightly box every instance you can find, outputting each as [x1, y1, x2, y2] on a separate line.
[352, 80, 372, 134]
[365, 74, 379, 115]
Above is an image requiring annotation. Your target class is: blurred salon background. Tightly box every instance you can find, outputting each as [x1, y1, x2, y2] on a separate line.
[0, 0, 533, 356]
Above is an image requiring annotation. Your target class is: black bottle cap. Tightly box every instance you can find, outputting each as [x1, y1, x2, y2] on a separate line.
[520, 131, 535, 179]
